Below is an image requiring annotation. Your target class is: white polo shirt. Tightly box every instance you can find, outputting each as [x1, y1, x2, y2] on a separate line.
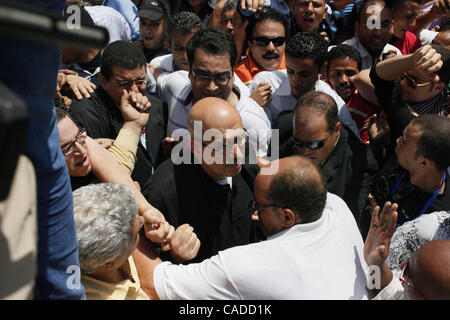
[157, 70, 271, 156]
[250, 70, 360, 138]
[154, 192, 369, 300]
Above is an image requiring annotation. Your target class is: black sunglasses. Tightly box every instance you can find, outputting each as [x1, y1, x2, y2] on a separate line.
[292, 135, 330, 151]
[251, 36, 286, 47]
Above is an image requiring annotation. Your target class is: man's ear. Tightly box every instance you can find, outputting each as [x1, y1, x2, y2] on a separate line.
[433, 81, 446, 95]
[95, 260, 116, 273]
[99, 73, 107, 89]
[417, 155, 432, 169]
[335, 121, 342, 134]
[281, 208, 299, 227]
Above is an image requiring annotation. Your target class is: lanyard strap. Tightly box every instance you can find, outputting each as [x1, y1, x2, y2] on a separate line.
[416, 171, 446, 218]
[391, 171, 446, 220]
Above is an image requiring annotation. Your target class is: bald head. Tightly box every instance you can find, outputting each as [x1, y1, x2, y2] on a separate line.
[188, 97, 242, 134]
[264, 156, 327, 223]
[408, 240, 450, 299]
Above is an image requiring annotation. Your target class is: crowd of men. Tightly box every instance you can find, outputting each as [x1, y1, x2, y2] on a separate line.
[1, 0, 450, 300]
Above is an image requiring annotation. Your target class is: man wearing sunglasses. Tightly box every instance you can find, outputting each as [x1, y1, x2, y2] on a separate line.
[279, 91, 378, 237]
[69, 41, 168, 189]
[234, 8, 289, 88]
[250, 31, 359, 145]
[354, 45, 450, 229]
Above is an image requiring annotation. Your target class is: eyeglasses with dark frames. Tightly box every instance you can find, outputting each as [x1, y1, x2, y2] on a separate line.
[247, 200, 285, 214]
[400, 73, 431, 89]
[114, 79, 148, 89]
[251, 36, 286, 47]
[201, 130, 249, 154]
[291, 135, 331, 150]
[191, 70, 232, 85]
[61, 127, 87, 157]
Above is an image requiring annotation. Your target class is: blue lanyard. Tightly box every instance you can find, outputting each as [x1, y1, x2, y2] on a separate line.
[391, 171, 446, 220]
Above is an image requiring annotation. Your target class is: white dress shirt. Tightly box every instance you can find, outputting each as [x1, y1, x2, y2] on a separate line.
[154, 193, 369, 300]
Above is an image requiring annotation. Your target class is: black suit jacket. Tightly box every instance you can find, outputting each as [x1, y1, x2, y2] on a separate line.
[142, 158, 263, 263]
[280, 125, 379, 234]
[68, 88, 167, 187]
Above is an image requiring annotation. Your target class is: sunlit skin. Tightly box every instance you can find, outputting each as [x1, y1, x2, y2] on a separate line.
[293, 107, 341, 165]
[248, 20, 286, 71]
[139, 17, 167, 50]
[395, 123, 421, 173]
[327, 57, 359, 102]
[294, 0, 327, 32]
[170, 30, 197, 71]
[357, 2, 393, 58]
[392, 1, 420, 39]
[99, 66, 147, 105]
[286, 55, 319, 98]
[58, 116, 92, 177]
[189, 48, 234, 104]
[189, 98, 245, 181]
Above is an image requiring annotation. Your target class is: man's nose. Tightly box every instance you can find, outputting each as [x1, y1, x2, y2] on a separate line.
[305, 2, 314, 13]
[266, 41, 276, 51]
[129, 83, 140, 93]
[206, 79, 219, 91]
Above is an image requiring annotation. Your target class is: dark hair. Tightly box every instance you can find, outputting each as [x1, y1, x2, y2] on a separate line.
[412, 115, 450, 171]
[390, 0, 421, 9]
[285, 32, 328, 68]
[166, 11, 202, 45]
[327, 44, 363, 72]
[295, 91, 339, 132]
[432, 44, 450, 86]
[186, 27, 237, 69]
[439, 18, 450, 32]
[55, 107, 70, 122]
[63, 4, 95, 27]
[268, 156, 327, 223]
[100, 41, 146, 81]
[246, 7, 289, 40]
[357, 0, 393, 23]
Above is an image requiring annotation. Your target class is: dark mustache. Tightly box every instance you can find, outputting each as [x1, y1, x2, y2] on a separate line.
[262, 51, 280, 59]
[337, 82, 352, 90]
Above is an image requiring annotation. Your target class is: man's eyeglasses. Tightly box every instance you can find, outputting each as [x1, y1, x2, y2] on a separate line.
[201, 131, 249, 154]
[114, 79, 148, 89]
[191, 70, 232, 85]
[292, 135, 330, 150]
[399, 261, 426, 299]
[400, 73, 431, 89]
[251, 36, 286, 47]
[247, 200, 284, 214]
[61, 127, 87, 156]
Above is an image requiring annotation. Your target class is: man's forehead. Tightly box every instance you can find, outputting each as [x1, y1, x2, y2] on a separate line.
[110, 65, 146, 78]
[297, 0, 325, 6]
[286, 56, 317, 70]
[329, 57, 359, 69]
[193, 48, 231, 67]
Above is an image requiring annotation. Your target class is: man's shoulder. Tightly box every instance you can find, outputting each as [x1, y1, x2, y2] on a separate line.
[69, 89, 110, 116]
[159, 70, 190, 96]
[253, 70, 287, 87]
[150, 54, 174, 71]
